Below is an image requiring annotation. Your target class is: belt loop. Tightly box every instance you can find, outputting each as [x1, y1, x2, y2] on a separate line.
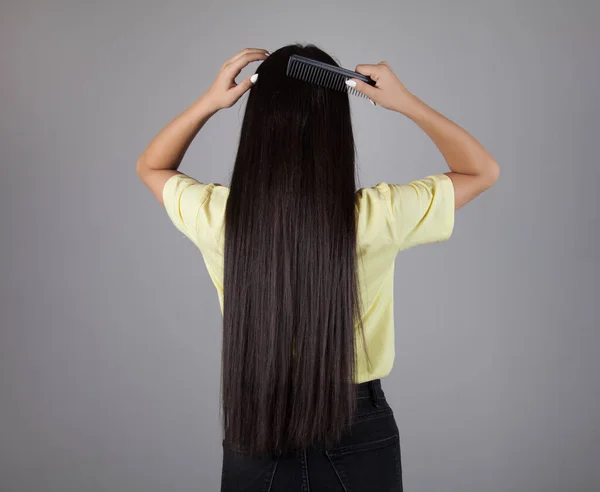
[369, 380, 381, 408]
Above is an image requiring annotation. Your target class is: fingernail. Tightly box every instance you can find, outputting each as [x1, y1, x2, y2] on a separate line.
[265, 51, 271, 56]
[369, 99, 376, 106]
[250, 74, 258, 84]
[345, 79, 357, 88]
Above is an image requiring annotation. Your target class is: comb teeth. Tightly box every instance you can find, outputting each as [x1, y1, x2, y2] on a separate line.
[286, 56, 369, 99]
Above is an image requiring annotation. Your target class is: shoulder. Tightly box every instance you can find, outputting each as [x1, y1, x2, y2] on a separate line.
[163, 174, 229, 209]
[355, 182, 393, 209]
[358, 175, 453, 208]
[162, 173, 230, 247]
[356, 175, 454, 249]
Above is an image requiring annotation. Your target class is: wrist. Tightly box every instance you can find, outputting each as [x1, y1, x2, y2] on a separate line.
[394, 92, 423, 118]
[196, 91, 221, 116]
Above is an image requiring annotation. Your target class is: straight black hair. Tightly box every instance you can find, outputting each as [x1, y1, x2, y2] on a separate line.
[221, 43, 372, 459]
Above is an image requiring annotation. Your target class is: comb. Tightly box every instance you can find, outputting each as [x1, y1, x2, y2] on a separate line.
[286, 54, 376, 99]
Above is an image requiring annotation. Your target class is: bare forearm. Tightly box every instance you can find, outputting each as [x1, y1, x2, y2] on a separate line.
[350, 62, 499, 210]
[136, 93, 218, 172]
[399, 94, 499, 179]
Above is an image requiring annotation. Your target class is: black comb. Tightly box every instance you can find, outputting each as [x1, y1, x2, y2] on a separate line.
[286, 54, 376, 99]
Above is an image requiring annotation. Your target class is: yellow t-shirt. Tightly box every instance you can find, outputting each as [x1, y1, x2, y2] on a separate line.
[162, 173, 455, 383]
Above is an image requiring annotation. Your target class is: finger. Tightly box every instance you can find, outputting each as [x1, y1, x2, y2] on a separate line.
[345, 77, 378, 100]
[224, 48, 267, 66]
[225, 51, 269, 78]
[224, 48, 269, 67]
[354, 64, 383, 81]
[229, 74, 255, 101]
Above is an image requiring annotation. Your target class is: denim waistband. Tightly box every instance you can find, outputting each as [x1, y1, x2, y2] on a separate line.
[355, 378, 385, 407]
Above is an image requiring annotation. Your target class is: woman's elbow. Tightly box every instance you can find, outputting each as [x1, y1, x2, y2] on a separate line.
[483, 159, 500, 188]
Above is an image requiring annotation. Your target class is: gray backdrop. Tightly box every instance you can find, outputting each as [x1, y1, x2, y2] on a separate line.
[1, 1, 598, 491]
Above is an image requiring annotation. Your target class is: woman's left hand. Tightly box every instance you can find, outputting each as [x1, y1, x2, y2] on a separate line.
[206, 48, 269, 111]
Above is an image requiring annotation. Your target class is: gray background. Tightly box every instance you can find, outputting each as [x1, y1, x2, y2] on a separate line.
[1, 0, 598, 491]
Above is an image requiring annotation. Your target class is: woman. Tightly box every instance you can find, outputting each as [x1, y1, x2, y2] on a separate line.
[137, 43, 499, 492]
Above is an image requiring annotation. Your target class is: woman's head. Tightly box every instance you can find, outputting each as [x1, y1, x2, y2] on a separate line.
[248, 43, 350, 116]
[221, 43, 370, 459]
[233, 44, 355, 192]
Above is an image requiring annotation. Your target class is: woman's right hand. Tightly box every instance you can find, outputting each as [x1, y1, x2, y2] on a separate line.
[347, 62, 415, 113]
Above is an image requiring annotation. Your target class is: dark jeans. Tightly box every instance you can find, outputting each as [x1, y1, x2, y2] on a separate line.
[220, 378, 403, 491]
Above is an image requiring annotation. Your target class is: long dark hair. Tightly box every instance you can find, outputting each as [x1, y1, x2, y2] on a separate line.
[221, 43, 372, 458]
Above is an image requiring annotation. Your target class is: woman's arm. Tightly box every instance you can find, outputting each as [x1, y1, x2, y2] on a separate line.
[400, 93, 500, 210]
[136, 94, 217, 206]
[137, 93, 217, 173]
[136, 48, 269, 206]
[349, 62, 500, 210]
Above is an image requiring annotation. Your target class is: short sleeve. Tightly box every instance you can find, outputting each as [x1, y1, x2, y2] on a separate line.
[387, 173, 455, 251]
[162, 173, 220, 249]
